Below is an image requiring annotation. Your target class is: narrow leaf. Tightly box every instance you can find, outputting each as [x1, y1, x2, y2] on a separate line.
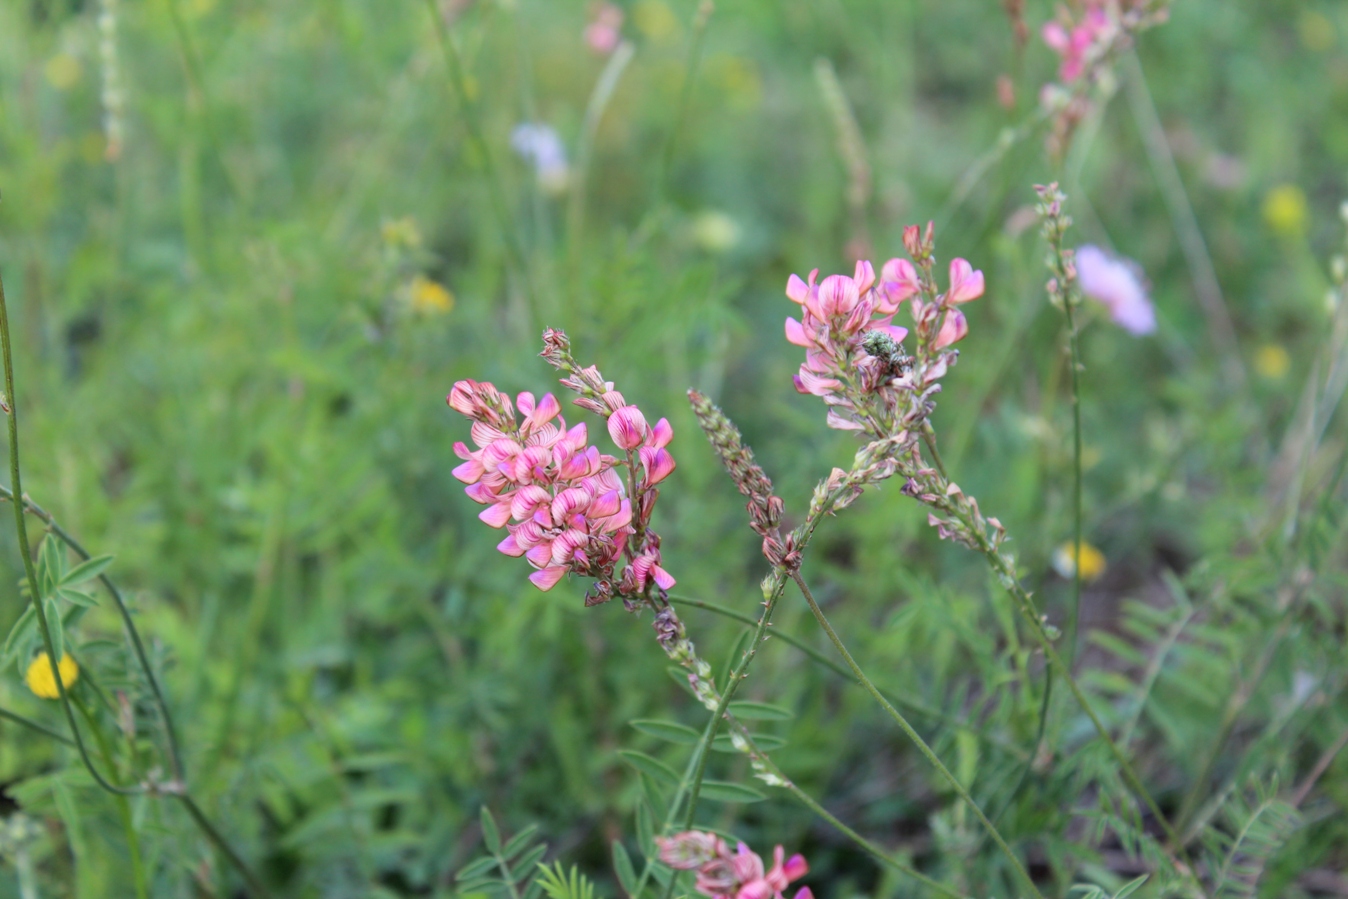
[612, 840, 637, 897]
[727, 701, 794, 721]
[480, 806, 502, 854]
[618, 750, 679, 787]
[630, 719, 700, 745]
[696, 781, 767, 803]
[503, 823, 541, 860]
[59, 555, 114, 588]
[712, 733, 786, 753]
[458, 855, 499, 881]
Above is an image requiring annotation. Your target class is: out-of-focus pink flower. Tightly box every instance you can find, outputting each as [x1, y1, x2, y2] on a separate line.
[1042, 5, 1112, 82]
[585, 3, 623, 54]
[946, 258, 985, 304]
[1075, 244, 1156, 335]
[657, 833, 811, 899]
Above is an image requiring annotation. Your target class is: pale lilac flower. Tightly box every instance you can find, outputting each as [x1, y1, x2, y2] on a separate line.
[657, 833, 812, 899]
[511, 123, 569, 194]
[1075, 244, 1156, 335]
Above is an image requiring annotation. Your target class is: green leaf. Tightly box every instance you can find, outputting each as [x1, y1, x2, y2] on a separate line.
[618, 750, 679, 787]
[612, 840, 637, 897]
[635, 799, 655, 857]
[726, 701, 794, 721]
[55, 587, 98, 609]
[38, 537, 62, 597]
[480, 806, 502, 854]
[695, 781, 766, 803]
[3, 605, 36, 667]
[639, 772, 669, 821]
[514, 843, 548, 879]
[1114, 876, 1149, 898]
[457, 855, 500, 881]
[630, 719, 701, 745]
[711, 733, 786, 753]
[59, 555, 114, 588]
[503, 823, 541, 860]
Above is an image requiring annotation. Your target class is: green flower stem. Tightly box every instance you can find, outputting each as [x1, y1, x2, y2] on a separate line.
[73, 693, 148, 899]
[421, 0, 536, 322]
[1055, 238, 1086, 668]
[974, 542, 1184, 852]
[791, 572, 1044, 899]
[1, 263, 141, 798]
[1, 261, 273, 898]
[729, 722, 971, 899]
[176, 793, 274, 899]
[670, 594, 1028, 762]
[0, 703, 76, 746]
[1, 484, 184, 782]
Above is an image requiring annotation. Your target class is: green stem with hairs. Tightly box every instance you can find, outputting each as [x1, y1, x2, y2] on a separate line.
[73, 693, 148, 899]
[791, 572, 1044, 899]
[0, 703, 76, 746]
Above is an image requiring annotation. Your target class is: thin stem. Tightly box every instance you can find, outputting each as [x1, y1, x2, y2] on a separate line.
[0, 703, 77, 746]
[1122, 50, 1244, 388]
[177, 794, 275, 899]
[670, 594, 1028, 761]
[73, 693, 148, 899]
[1060, 251, 1085, 667]
[1, 262, 142, 798]
[740, 732, 970, 899]
[653, 0, 713, 205]
[921, 425, 949, 481]
[791, 572, 1044, 899]
[1, 484, 184, 782]
[567, 41, 636, 247]
[421, 0, 536, 321]
[1290, 724, 1348, 809]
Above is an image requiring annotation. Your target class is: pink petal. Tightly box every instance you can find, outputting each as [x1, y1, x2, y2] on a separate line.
[934, 309, 968, 348]
[817, 274, 859, 318]
[650, 417, 673, 448]
[640, 446, 676, 486]
[852, 259, 876, 294]
[784, 317, 810, 347]
[515, 391, 536, 416]
[826, 409, 865, 431]
[526, 542, 554, 567]
[607, 405, 648, 449]
[528, 566, 568, 591]
[452, 459, 484, 484]
[785, 273, 809, 304]
[1042, 21, 1070, 52]
[781, 854, 808, 881]
[497, 534, 525, 556]
[479, 502, 513, 528]
[652, 565, 676, 590]
[947, 258, 984, 304]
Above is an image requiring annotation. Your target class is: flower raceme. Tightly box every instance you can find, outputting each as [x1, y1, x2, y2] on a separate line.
[783, 242, 984, 433]
[657, 832, 812, 899]
[448, 337, 676, 601]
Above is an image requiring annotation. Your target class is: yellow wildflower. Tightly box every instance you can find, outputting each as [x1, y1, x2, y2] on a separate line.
[25, 652, 79, 700]
[1254, 344, 1290, 380]
[44, 54, 82, 91]
[1298, 10, 1336, 53]
[381, 217, 422, 250]
[1263, 185, 1308, 238]
[410, 276, 454, 314]
[633, 0, 679, 43]
[1052, 541, 1107, 582]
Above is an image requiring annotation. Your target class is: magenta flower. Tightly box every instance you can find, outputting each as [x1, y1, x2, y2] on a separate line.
[657, 833, 812, 899]
[585, 2, 623, 54]
[1074, 244, 1156, 335]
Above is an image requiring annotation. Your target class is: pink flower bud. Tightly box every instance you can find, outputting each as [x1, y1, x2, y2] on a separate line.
[608, 404, 648, 449]
[852, 259, 876, 294]
[902, 224, 922, 257]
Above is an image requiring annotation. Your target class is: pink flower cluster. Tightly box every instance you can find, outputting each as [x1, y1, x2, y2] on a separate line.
[1042, 4, 1112, 82]
[585, 2, 623, 55]
[783, 231, 984, 433]
[657, 832, 812, 899]
[449, 381, 633, 591]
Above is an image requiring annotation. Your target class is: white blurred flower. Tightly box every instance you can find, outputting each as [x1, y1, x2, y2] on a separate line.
[1075, 244, 1156, 335]
[510, 123, 569, 195]
[690, 210, 740, 254]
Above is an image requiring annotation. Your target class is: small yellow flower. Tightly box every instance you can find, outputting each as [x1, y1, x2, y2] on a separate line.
[1052, 541, 1107, 582]
[410, 275, 454, 314]
[44, 53, 82, 91]
[1298, 10, 1336, 53]
[25, 652, 79, 700]
[1255, 344, 1290, 380]
[1263, 184, 1308, 238]
[633, 0, 679, 43]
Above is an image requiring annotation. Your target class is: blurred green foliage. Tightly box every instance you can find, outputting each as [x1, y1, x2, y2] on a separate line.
[1, 0, 1347, 896]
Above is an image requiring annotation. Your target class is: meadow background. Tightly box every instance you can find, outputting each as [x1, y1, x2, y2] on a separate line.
[1, 0, 1348, 896]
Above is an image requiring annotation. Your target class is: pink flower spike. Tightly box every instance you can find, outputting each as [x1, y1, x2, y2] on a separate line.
[784, 317, 810, 347]
[947, 258, 985, 304]
[935, 309, 969, 348]
[529, 566, 568, 591]
[785, 273, 809, 304]
[641, 446, 676, 485]
[608, 404, 649, 449]
[650, 417, 674, 448]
